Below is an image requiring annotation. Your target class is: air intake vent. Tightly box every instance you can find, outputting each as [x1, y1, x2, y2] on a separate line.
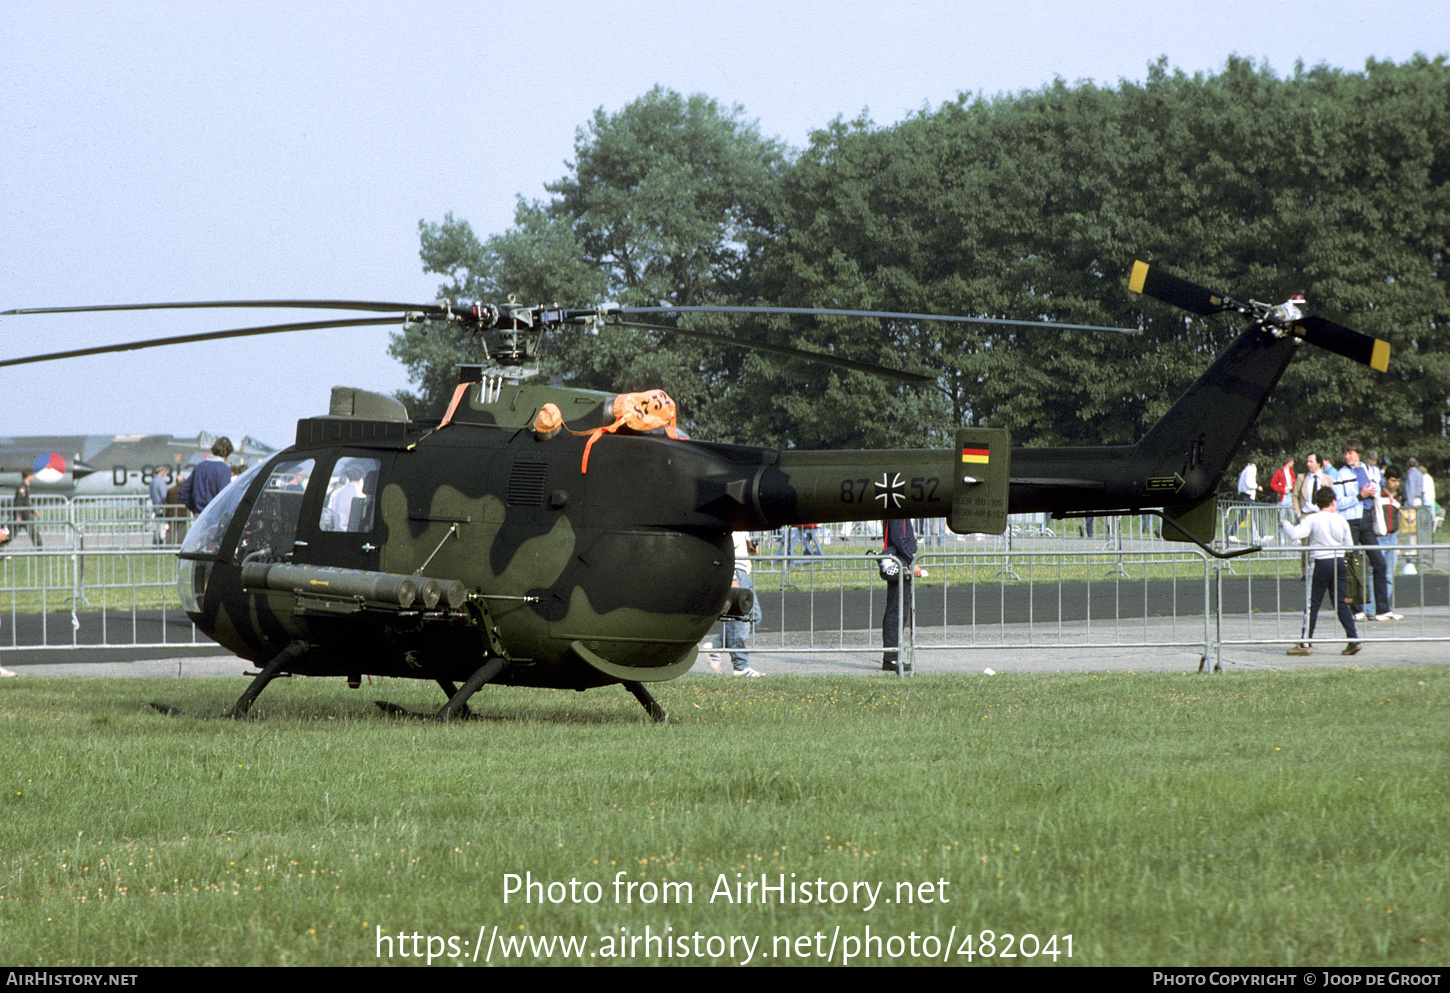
[506, 462, 549, 507]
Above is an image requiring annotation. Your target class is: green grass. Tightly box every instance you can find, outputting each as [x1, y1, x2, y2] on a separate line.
[2, 668, 1445, 966]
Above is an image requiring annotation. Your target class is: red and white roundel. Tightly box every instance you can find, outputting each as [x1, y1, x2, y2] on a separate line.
[32, 452, 67, 484]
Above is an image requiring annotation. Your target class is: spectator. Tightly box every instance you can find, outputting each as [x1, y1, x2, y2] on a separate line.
[881, 517, 923, 673]
[1230, 459, 1261, 543]
[12, 472, 41, 547]
[726, 532, 764, 676]
[1381, 466, 1402, 595]
[1334, 441, 1398, 621]
[180, 437, 234, 515]
[1292, 453, 1330, 520]
[1281, 486, 1361, 656]
[1270, 456, 1296, 506]
[149, 466, 171, 545]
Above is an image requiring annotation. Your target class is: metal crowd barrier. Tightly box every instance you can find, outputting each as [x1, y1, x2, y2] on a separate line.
[1217, 498, 1287, 549]
[1, 494, 191, 552]
[2, 497, 1446, 661]
[1, 494, 203, 651]
[1, 543, 209, 650]
[1202, 537, 1450, 655]
[722, 534, 1449, 675]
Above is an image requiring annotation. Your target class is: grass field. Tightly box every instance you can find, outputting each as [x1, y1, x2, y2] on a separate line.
[2, 667, 1445, 967]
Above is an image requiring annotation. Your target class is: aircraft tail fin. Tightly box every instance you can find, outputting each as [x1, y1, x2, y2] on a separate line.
[1006, 320, 1299, 521]
[1131, 321, 1300, 510]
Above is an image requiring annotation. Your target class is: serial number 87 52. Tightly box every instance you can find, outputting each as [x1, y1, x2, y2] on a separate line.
[838, 477, 940, 503]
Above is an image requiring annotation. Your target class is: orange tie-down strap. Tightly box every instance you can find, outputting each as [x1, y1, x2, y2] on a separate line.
[533, 390, 682, 473]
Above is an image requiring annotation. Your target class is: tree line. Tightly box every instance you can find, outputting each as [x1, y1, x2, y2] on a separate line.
[392, 55, 1449, 472]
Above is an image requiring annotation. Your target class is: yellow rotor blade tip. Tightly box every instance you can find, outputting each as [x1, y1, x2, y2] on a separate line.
[1129, 260, 1149, 295]
[1371, 339, 1390, 373]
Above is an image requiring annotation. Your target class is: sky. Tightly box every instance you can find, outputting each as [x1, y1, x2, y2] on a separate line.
[2, 0, 1445, 450]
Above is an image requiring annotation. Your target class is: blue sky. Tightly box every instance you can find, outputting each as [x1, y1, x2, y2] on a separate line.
[2, 0, 1443, 449]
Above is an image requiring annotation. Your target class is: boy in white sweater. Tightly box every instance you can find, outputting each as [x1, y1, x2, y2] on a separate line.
[1281, 486, 1362, 656]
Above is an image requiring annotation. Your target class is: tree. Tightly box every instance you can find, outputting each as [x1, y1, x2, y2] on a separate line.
[750, 55, 1450, 462]
[401, 60, 1450, 466]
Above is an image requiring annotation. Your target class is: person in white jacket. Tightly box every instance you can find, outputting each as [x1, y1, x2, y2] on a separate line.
[1281, 487, 1361, 656]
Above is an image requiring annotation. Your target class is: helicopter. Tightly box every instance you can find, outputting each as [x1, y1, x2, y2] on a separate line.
[0, 260, 1390, 722]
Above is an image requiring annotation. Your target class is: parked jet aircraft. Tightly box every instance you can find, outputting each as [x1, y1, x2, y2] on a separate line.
[0, 433, 276, 497]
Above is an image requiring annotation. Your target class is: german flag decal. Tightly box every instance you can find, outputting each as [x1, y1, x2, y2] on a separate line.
[961, 444, 990, 465]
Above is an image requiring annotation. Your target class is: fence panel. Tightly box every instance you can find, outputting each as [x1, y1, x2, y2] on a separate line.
[910, 546, 1213, 655]
[1213, 538, 1450, 651]
[1, 544, 208, 650]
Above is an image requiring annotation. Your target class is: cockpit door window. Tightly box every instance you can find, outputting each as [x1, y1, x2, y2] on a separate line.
[293, 453, 389, 572]
[319, 456, 380, 533]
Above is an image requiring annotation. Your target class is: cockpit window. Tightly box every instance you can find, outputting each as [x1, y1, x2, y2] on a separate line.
[179, 460, 269, 558]
[320, 456, 379, 532]
[235, 458, 315, 564]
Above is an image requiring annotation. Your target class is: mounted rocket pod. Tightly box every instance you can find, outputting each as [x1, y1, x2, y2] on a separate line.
[241, 562, 466, 611]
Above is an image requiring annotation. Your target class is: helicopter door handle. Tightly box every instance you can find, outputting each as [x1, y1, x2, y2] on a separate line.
[362, 543, 378, 552]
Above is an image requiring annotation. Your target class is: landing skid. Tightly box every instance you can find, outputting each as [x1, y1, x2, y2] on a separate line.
[623, 681, 667, 723]
[375, 670, 669, 723]
[375, 658, 511, 722]
[147, 646, 670, 723]
[149, 641, 310, 720]
[147, 702, 205, 719]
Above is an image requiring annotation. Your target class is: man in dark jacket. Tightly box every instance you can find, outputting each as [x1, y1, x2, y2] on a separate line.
[180, 437, 234, 514]
[13, 472, 40, 547]
[881, 518, 924, 672]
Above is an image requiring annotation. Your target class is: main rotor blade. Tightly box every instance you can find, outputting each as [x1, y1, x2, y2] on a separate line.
[1293, 316, 1391, 373]
[0, 317, 403, 369]
[1, 300, 435, 317]
[621, 305, 1139, 335]
[613, 320, 934, 384]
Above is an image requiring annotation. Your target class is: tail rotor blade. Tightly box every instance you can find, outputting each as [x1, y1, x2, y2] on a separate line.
[1128, 260, 1237, 316]
[1293, 316, 1391, 373]
[1128, 260, 1390, 373]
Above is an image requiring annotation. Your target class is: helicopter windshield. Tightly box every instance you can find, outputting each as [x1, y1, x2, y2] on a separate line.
[179, 460, 269, 558]
[235, 457, 316, 563]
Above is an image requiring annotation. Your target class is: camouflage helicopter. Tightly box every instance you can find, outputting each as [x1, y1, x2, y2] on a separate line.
[0, 261, 1389, 721]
